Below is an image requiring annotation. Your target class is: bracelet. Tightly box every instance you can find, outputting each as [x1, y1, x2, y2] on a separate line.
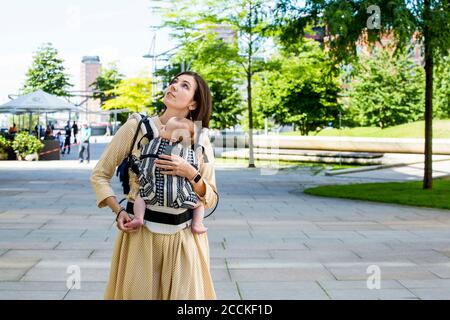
[115, 207, 126, 222]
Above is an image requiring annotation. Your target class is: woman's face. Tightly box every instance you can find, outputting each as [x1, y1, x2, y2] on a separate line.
[163, 74, 197, 113]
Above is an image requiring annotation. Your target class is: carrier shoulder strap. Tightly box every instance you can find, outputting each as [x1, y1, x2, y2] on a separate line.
[128, 114, 154, 156]
[137, 115, 154, 150]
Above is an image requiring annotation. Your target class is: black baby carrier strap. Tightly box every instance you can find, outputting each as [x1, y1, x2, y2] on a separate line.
[116, 114, 153, 196]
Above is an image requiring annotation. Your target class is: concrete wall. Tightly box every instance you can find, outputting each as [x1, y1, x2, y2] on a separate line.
[211, 134, 450, 155]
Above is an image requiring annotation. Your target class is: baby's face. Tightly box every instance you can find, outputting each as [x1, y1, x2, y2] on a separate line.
[160, 118, 192, 143]
[160, 118, 179, 135]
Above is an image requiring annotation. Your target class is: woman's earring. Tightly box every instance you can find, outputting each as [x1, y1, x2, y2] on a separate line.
[189, 110, 193, 121]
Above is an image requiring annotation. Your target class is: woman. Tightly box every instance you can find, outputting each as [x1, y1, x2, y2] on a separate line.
[90, 71, 218, 299]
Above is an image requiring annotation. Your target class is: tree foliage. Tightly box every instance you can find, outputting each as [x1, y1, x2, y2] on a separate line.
[173, 34, 245, 129]
[21, 43, 73, 96]
[102, 77, 153, 114]
[348, 49, 425, 129]
[255, 39, 342, 135]
[434, 55, 450, 119]
[152, 0, 250, 129]
[274, 0, 450, 188]
[92, 62, 124, 105]
[274, 0, 450, 63]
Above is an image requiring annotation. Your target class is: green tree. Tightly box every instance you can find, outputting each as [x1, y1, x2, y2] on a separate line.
[103, 77, 153, 114]
[255, 39, 341, 135]
[92, 62, 124, 105]
[172, 33, 245, 129]
[434, 55, 450, 119]
[275, 0, 450, 189]
[349, 49, 425, 129]
[223, 0, 271, 167]
[153, 0, 272, 167]
[21, 42, 73, 96]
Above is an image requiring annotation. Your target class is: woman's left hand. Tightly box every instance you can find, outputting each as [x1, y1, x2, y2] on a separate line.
[155, 154, 196, 179]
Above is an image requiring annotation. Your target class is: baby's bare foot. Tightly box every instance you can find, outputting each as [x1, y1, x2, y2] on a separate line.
[191, 223, 208, 234]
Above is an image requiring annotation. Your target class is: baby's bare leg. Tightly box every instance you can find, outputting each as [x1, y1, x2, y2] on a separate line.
[125, 195, 145, 228]
[191, 203, 208, 234]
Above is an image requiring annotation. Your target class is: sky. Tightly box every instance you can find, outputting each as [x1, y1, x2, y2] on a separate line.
[0, 0, 175, 104]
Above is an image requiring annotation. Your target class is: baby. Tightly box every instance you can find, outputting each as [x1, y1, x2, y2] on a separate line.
[125, 116, 208, 234]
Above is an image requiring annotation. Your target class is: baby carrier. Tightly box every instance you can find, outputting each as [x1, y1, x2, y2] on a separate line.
[115, 114, 218, 231]
[135, 136, 200, 209]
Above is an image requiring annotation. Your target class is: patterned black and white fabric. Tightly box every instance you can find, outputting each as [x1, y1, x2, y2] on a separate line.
[137, 136, 200, 209]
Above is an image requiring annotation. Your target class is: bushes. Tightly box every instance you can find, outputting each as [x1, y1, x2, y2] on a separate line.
[0, 136, 10, 153]
[0, 136, 11, 160]
[11, 132, 44, 160]
[347, 50, 424, 129]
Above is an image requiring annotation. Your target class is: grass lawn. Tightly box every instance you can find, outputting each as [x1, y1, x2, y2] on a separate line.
[304, 176, 450, 210]
[280, 120, 450, 138]
[215, 157, 359, 173]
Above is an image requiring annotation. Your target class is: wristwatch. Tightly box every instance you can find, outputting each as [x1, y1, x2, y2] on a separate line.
[190, 171, 202, 183]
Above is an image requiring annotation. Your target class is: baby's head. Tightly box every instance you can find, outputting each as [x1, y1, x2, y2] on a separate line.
[160, 117, 194, 147]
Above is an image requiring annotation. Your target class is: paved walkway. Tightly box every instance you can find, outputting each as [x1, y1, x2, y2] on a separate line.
[1, 143, 450, 299]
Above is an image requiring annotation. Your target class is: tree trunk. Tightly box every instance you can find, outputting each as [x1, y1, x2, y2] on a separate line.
[247, 2, 255, 168]
[423, 0, 433, 189]
[247, 70, 255, 168]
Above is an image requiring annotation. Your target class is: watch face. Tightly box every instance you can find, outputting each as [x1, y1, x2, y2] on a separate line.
[194, 174, 201, 183]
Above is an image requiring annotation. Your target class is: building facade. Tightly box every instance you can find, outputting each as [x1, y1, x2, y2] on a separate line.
[80, 56, 107, 124]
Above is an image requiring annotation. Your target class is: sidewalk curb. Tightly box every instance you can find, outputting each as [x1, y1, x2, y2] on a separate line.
[325, 157, 450, 176]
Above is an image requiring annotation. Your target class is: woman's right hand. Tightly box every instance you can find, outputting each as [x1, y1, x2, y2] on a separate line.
[116, 210, 139, 233]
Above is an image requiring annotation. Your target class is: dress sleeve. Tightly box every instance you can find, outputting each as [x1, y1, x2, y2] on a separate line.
[90, 116, 139, 208]
[196, 132, 218, 210]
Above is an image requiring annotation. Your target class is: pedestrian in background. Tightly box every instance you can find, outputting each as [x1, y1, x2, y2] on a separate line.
[61, 121, 71, 155]
[78, 121, 91, 163]
[72, 121, 79, 144]
[56, 131, 64, 150]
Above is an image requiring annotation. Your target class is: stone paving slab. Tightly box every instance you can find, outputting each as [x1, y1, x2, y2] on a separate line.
[225, 239, 309, 250]
[1, 249, 93, 260]
[318, 279, 404, 290]
[325, 288, 418, 300]
[214, 282, 241, 300]
[229, 267, 335, 282]
[54, 241, 119, 250]
[408, 288, 450, 300]
[63, 290, 104, 300]
[237, 281, 330, 300]
[0, 241, 60, 250]
[424, 266, 450, 279]
[210, 248, 272, 259]
[250, 230, 310, 241]
[2, 148, 450, 299]
[21, 260, 110, 282]
[0, 223, 46, 230]
[0, 290, 68, 300]
[211, 267, 232, 283]
[325, 265, 439, 281]
[268, 249, 361, 262]
[0, 268, 30, 281]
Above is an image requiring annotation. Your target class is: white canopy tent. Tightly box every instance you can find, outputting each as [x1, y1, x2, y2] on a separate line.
[0, 89, 82, 135]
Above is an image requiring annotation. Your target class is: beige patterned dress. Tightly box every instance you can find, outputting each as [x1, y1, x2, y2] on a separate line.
[90, 114, 218, 299]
